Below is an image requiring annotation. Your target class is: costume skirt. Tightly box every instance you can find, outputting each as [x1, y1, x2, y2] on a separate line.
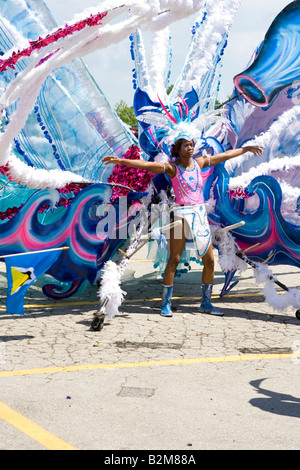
[173, 204, 211, 258]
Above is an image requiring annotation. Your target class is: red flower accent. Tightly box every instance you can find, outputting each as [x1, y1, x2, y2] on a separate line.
[0, 163, 10, 175]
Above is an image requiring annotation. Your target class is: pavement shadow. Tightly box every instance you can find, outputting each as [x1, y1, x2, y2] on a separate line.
[0, 335, 34, 342]
[0, 269, 299, 327]
[249, 379, 300, 418]
[0, 303, 98, 321]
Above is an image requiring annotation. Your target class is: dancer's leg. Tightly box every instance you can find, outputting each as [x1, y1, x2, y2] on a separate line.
[200, 242, 224, 316]
[161, 220, 186, 317]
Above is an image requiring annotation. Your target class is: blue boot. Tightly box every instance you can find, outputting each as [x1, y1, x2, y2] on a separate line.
[199, 284, 224, 316]
[161, 285, 173, 317]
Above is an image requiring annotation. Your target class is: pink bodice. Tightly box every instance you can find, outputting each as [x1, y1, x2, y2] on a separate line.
[171, 162, 204, 205]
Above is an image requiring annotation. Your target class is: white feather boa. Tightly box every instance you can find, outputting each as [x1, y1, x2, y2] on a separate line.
[212, 227, 247, 274]
[254, 263, 300, 312]
[5, 153, 88, 189]
[97, 226, 146, 319]
[226, 104, 300, 184]
[227, 155, 300, 212]
[171, 0, 242, 98]
[98, 259, 128, 320]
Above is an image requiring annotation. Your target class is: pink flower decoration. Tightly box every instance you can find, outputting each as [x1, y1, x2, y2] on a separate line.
[0, 204, 24, 220]
[107, 145, 152, 202]
[228, 187, 250, 199]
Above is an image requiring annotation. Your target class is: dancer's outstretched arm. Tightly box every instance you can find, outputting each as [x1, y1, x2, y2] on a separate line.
[102, 155, 176, 177]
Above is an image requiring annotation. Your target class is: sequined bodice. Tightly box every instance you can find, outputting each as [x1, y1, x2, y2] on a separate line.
[171, 162, 204, 205]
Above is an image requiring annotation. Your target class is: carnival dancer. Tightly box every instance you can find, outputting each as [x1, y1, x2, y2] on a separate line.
[102, 139, 263, 317]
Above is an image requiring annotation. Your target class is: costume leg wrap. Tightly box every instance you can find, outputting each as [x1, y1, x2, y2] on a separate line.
[161, 285, 173, 317]
[199, 284, 224, 316]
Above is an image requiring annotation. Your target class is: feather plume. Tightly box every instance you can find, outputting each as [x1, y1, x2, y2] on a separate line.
[98, 260, 127, 320]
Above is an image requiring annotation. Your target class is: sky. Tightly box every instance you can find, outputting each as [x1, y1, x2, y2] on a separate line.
[45, 0, 293, 108]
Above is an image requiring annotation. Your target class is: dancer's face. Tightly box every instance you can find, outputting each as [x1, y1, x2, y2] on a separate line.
[178, 140, 195, 159]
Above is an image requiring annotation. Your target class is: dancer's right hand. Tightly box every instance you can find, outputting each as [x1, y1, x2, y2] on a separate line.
[102, 155, 122, 165]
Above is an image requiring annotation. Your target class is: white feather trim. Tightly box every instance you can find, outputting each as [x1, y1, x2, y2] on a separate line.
[228, 155, 300, 191]
[7, 154, 88, 189]
[225, 104, 300, 176]
[263, 281, 300, 312]
[97, 225, 149, 319]
[213, 228, 247, 273]
[254, 264, 300, 312]
[149, 27, 171, 99]
[172, 0, 242, 97]
[214, 229, 300, 312]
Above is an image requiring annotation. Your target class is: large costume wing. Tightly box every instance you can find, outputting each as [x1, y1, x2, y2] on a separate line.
[0, 1, 138, 299]
[0, 0, 206, 302]
[217, 1, 300, 269]
[0, 0, 134, 184]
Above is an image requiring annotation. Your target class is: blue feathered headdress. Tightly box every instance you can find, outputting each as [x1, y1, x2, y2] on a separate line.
[133, 87, 221, 159]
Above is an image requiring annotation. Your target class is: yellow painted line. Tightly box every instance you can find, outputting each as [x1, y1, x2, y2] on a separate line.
[0, 353, 299, 378]
[0, 291, 264, 311]
[0, 300, 98, 309]
[0, 401, 77, 450]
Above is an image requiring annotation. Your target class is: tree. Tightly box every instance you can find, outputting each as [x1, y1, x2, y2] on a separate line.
[114, 100, 138, 128]
[167, 85, 174, 95]
[167, 84, 174, 95]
